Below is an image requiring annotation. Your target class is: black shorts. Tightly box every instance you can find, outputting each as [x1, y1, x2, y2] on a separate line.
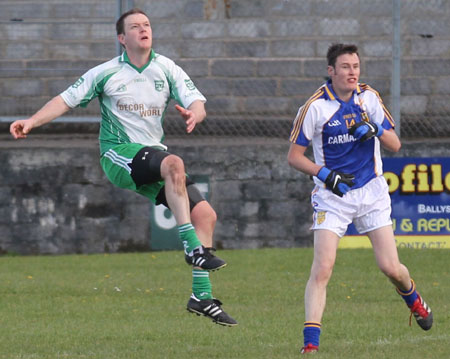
[130, 146, 205, 211]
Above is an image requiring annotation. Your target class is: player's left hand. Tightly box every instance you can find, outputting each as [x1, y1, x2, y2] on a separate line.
[349, 121, 384, 142]
[175, 104, 197, 133]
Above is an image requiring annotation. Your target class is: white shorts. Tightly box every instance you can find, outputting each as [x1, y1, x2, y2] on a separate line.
[310, 175, 393, 238]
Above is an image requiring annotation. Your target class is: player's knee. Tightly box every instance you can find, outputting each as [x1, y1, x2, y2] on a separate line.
[161, 155, 185, 180]
[380, 262, 402, 281]
[191, 201, 217, 227]
[311, 262, 334, 283]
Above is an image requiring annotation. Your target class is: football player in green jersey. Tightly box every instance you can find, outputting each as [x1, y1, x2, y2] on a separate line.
[10, 8, 236, 327]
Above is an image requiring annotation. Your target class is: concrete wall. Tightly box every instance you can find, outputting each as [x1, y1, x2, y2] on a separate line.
[0, 132, 310, 254]
[1, 129, 448, 255]
[1, 0, 450, 136]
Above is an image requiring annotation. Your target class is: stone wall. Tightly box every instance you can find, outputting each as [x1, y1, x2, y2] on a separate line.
[1, 129, 448, 255]
[0, 131, 311, 254]
[1, 0, 450, 136]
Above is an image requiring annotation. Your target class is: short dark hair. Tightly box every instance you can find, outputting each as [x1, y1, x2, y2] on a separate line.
[116, 8, 149, 35]
[327, 43, 359, 67]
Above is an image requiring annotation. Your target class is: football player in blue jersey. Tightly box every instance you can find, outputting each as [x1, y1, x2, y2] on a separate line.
[288, 43, 432, 354]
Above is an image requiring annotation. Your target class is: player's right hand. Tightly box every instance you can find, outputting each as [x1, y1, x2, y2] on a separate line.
[316, 167, 355, 197]
[10, 119, 33, 139]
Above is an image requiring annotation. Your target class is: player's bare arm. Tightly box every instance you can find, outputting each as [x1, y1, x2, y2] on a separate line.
[287, 143, 322, 176]
[379, 128, 401, 152]
[10, 95, 70, 139]
[175, 100, 206, 133]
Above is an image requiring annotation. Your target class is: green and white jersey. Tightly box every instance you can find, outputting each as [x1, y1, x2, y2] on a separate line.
[60, 50, 206, 154]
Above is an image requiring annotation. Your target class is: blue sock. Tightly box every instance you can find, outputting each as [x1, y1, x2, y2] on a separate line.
[303, 322, 321, 347]
[397, 279, 418, 307]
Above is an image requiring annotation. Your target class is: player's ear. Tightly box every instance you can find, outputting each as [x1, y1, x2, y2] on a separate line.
[327, 66, 335, 77]
[118, 33, 125, 46]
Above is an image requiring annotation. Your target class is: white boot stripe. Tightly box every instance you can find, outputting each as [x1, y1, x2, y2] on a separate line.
[209, 308, 222, 317]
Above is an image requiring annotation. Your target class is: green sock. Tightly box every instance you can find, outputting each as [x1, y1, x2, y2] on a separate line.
[178, 223, 201, 254]
[192, 269, 213, 299]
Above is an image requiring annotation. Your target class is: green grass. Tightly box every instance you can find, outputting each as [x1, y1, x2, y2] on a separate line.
[0, 248, 449, 359]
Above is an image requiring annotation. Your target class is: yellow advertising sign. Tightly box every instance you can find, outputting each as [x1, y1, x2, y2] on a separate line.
[339, 235, 450, 249]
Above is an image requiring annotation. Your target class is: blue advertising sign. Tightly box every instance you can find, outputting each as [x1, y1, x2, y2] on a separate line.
[341, 157, 450, 249]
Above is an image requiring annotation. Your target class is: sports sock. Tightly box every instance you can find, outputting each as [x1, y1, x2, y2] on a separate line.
[397, 279, 418, 307]
[192, 269, 213, 299]
[178, 223, 202, 254]
[303, 322, 321, 347]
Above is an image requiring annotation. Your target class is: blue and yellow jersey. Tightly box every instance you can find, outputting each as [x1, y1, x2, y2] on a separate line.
[289, 80, 395, 189]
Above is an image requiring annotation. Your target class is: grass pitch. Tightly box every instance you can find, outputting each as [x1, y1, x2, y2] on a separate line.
[0, 248, 449, 359]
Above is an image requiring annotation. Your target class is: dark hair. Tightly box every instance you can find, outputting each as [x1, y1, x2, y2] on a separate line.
[327, 43, 359, 67]
[116, 8, 149, 35]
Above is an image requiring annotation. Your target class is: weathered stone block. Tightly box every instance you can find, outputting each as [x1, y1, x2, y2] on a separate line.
[0, 60, 26, 78]
[401, 96, 427, 115]
[154, 42, 181, 60]
[272, 40, 315, 58]
[319, 18, 360, 36]
[243, 97, 291, 114]
[226, 0, 265, 18]
[49, 43, 92, 60]
[1, 78, 43, 97]
[180, 40, 225, 58]
[6, 42, 45, 60]
[0, 3, 51, 19]
[182, 22, 226, 39]
[411, 59, 450, 76]
[195, 78, 230, 96]
[227, 20, 271, 38]
[409, 39, 450, 57]
[211, 59, 256, 77]
[401, 78, 431, 96]
[271, 19, 316, 37]
[231, 79, 277, 96]
[225, 41, 270, 58]
[267, 1, 311, 16]
[176, 59, 209, 77]
[303, 60, 327, 78]
[202, 96, 241, 115]
[138, 0, 186, 19]
[434, 77, 450, 94]
[26, 60, 103, 77]
[361, 17, 392, 36]
[281, 79, 322, 96]
[362, 40, 392, 57]
[52, 2, 115, 18]
[257, 60, 302, 77]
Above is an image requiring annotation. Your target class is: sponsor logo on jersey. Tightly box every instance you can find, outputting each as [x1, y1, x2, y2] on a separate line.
[116, 97, 139, 118]
[116, 84, 127, 92]
[328, 119, 341, 127]
[154, 80, 164, 91]
[116, 97, 163, 118]
[184, 79, 196, 91]
[72, 77, 84, 89]
[134, 77, 147, 83]
[328, 133, 357, 145]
